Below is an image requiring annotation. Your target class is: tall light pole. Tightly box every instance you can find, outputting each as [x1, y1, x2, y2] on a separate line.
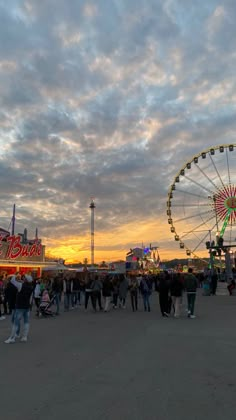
[89, 198, 96, 268]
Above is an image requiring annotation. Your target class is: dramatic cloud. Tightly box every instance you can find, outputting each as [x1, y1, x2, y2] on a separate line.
[0, 0, 236, 262]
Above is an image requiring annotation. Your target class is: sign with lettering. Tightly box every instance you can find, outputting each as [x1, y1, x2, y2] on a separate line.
[0, 235, 45, 262]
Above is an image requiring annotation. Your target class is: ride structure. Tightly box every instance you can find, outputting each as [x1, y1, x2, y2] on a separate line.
[167, 144, 236, 279]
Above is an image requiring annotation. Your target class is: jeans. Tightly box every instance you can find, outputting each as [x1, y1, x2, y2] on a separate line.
[64, 293, 71, 310]
[142, 293, 151, 311]
[10, 308, 30, 339]
[80, 291, 85, 305]
[119, 297, 126, 307]
[85, 291, 91, 309]
[187, 293, 196, 315]
[11, 309, 20, 336]
[172, 296, 181, 317]
[72, 291, 80, 306]
[130, 292, 138, 311]
[52, 293, 60, 314]
[104, 296, 111, 312]
[113, 293, 118, 307]
[91, 291, 102, 311]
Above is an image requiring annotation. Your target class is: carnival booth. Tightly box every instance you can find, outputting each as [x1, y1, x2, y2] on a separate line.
[0, 232, 61, 278]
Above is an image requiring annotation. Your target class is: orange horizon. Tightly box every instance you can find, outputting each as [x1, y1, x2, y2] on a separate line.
[44, 218, 210, 264]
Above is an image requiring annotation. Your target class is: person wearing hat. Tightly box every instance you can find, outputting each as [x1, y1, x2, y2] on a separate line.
[4, 273, 33, 344]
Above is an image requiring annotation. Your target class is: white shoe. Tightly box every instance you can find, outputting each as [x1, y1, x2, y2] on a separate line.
[20, 336, 28, 342]
[4, 337, 15, 344]
[0, 316, 6, 321]
[190, 315, 196, 319]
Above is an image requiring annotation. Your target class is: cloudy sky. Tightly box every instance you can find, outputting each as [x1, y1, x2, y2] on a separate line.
[0, 0, 236, 263]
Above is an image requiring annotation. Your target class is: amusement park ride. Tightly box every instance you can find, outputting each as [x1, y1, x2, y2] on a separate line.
[167, 144, 236, 280]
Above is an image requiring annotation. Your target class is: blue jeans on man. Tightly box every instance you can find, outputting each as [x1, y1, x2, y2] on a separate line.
[64, 293, 71, 311]
[11, 309, 20, 336]
[52, 293, 60, 314]
[12, 308, 30, 339]
[142, 293, 151, 311]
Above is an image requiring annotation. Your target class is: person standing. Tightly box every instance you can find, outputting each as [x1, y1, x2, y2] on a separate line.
[84, 277, 93, 310]
[210, 269, 218, 296]
[102, 276, 113, 312]
[157, 271, 170, 317]
[5, 274, 21, 337]
[118, 274, 128, 308]
[34, 278, 41, 315]
[3, 274, 10, 315]
[0, 275, 6, 320]
[112, 276, 119, 309]
[63, 277, 72, 311]
[170, 273, 184, 318]
[140, 276, 152, 312]
[90, 275, 103, 311]
[129, 276, 139, 312]
[52, 276, 62, 315]
[184, 267, 198, 319]
[4, 274, 33, 343]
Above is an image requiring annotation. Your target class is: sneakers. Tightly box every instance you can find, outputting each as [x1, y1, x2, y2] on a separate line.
[190, 315, 196, 319]
[20, 336, 28, 342]
[0, 316, 6, 321]
[4, 337, 15, 344]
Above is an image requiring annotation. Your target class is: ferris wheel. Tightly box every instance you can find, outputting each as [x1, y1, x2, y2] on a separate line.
[167, 144, 236, 259]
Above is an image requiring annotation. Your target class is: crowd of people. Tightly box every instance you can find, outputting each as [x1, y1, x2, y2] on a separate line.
[0, 267, 223, 344]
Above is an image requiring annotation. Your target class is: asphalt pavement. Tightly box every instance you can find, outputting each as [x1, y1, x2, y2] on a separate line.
[0, 289, 236, 420]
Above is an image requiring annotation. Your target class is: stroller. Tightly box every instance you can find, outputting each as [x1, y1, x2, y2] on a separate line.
[38, 289, 56, 317]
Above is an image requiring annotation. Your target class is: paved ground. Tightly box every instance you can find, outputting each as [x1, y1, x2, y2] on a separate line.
[0, 289, 236, 420]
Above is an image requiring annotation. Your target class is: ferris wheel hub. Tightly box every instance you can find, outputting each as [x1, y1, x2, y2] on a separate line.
[213, 185, 236, 222]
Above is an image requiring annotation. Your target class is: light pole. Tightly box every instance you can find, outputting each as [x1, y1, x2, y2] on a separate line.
[89, 198, 96, 268]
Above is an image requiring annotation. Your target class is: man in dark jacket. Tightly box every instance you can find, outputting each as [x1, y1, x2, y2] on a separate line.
[184, 268, 198, 318]
[5, 273, 33, 343]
